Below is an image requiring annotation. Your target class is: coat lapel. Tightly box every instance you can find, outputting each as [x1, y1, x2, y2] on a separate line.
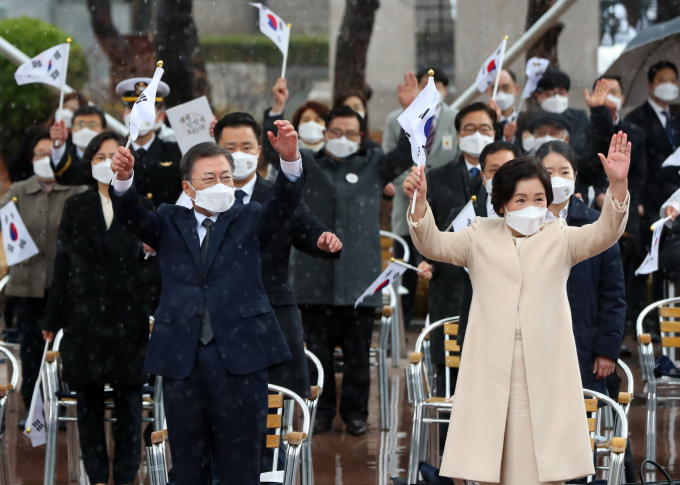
[175, 211, 203, 275]
[83, 189, 108, 265]
[250, 174, 272, 204]
[204, 208, 236, 272]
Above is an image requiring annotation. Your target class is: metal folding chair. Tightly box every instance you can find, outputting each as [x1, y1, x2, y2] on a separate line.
[0, 343, 18, 485]
[583, 389, 628, 485]
[42, 319, 162, 484]
[380, 230, 410, 367]
[405, 316, 460, 485]
[301, 349, 323, 485]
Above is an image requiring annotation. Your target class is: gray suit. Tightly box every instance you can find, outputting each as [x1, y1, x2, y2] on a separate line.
[384, 104, 460, 236]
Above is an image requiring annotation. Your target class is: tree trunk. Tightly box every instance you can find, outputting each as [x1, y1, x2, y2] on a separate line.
[153, 0, 211, 107]
[525, 0, 563, 67]
[333, 0, 380, 104]
[87, 0, 141, 88]
[657, 0, 680, 23]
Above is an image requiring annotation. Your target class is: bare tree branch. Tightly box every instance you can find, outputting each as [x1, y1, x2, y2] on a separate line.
[525, 0, 563, 67]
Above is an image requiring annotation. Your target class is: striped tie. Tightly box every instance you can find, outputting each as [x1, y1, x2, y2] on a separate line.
[426, 120, 437, 154]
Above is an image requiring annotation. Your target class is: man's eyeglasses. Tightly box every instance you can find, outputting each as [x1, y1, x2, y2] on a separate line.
[460, 124, 494, 136]
[190, 175, 232, 186]
[73, 121, 101, 130]
[33, 151, 49, 160]
[327, 128, 360, 141]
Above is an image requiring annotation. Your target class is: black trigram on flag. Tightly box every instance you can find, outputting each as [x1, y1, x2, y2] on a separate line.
[32, 60, 42, 68]
[53, 50, 62, 60]
[31, 419, 44, 432]
[50, 70, 60, 80]
[136, 94, 147, 104]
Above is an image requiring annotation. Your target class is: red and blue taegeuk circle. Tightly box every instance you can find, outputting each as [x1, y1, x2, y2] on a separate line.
[9, 223, 18, 241]
[267, 14, 277, 30]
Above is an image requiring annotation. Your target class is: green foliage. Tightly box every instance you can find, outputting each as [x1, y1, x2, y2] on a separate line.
[0, 17, 89, 159]
[201, 34, 328, 66]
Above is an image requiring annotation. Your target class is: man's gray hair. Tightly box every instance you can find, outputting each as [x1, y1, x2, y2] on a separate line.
[179, 142, 235, 181]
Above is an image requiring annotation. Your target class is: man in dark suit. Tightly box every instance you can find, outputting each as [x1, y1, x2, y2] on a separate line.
[50, 79, 183, 208]
[109, 123, 307, 484]
[212, 111, 342, 398]
[49, 104, 106, 175]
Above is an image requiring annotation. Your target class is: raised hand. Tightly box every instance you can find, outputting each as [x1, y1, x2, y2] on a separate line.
[272, 78, 289, 113]
[50, 119, 68, 148]
[598, 131, 630, 202]
[503, 121, 517, 142]
[584, 78, 609, 109]
[398, 71, 418, 109]
[111, 146, 135, 181]
[417, 261, 433, 281]
[317, 232, 342, 253]
[487, 99, 501, 121]
[403, 165, 427, 219]
[267, 120, 299, 162]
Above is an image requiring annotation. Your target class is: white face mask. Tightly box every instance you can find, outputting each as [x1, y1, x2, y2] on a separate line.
[654, 82, 679, 102]
[325, 136, 359, 158]
[550, 176, 575, 204]
[91, 158, 114, 184]
[55, 108, 74, 128]
[534, 134, 565, 150]
[437, 89, 447, 106]
[504, 205, 547, 236]
[33, 156, 55, 180]
[484, 176, 493, 195]
[541, 94, 569, 114]
[299, 139, 325, 151]
[188, 182, 236, 215]
[522, 135, 535, 152]
[495, 91, 515, 111]
[298, 121, 325, 144]
[458, 132, 494, 157]
[606, 94, 622, 111]
[231, 151, 259, 180]
[71, 128, 99, 150]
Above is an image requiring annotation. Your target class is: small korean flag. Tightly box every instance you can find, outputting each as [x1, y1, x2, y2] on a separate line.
[1, 201, 39, 266]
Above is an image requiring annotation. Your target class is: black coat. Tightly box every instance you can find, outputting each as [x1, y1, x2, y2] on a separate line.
[43, 187, 158, 386]
[251, 174, 339, 396]
[293, 133, 413, 307]
[625, 101, 680, 215]
[422, 157, 481, 365]
[53, 135, 183, 208]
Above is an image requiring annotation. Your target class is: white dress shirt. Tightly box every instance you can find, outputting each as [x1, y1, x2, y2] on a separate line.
[500, 109, 518, 123]
[51, 143, 84, 168]
[648, 98, 669, 128]
[237, 174, 258, 204]
[464, 158, 480, 175]
[194, 211, 219, 245]
[132, 134, 155, 152]
[544, 202, 570, 222]
[99, 192, 114, 229]
[486, 196, 499, 218]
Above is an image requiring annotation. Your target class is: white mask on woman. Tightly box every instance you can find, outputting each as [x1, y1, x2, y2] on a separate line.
[298, 121, 325, 144]
[33, 156, 55, 180]
[654, 82, 679, 102]
[504, 205, 547, 236]
[541, 94, 569, 114]
[231, 151, 259, 180]
[325, 137, 359, 158]
[522, 135, 535, 152]
[189, 183, 236, 214]
[71, 128, 99, 150]
[494, 91, 516, 111]
[550, 177, 575, 204]
[91, 158, 114, 184]
[458, 132, 494, 157]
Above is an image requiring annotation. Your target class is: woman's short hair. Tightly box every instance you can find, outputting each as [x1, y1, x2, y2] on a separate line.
[535, 140, 577, 171]
[81, 132, 126, 178]
[491, 157, 554, 216]
[28, 128, 52, 156]
[291, 101, 330, 130]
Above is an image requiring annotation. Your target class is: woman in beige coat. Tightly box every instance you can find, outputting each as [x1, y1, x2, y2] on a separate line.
[403, 131, 631, 485]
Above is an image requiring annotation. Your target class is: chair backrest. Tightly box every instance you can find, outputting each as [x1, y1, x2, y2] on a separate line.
[410, 316, 460, 400]
[0, 344, 18, 419]
[304, 349, 324, 402]
[380, 230, 410, 267]
[583, 389, 628, 485]
[636, 296, 680, 364]
[616, 359, 633, 417]
[0, 276, 9, 295]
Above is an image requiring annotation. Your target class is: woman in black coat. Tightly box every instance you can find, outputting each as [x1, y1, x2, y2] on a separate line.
[43, 132, 158, 485]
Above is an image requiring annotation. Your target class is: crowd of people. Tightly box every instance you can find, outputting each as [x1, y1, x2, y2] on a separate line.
[2, 57, 679, 484]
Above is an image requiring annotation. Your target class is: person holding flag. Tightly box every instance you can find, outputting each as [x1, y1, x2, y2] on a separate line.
[49, 104, 107, 174]
[250, 3, 291, 79]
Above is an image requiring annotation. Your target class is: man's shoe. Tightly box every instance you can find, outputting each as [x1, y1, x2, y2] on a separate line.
[313, 417, 333, 435]
[346, 419, 367, 436]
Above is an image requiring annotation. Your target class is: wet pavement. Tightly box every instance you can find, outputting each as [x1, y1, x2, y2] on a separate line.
[4, 333, 680, 483]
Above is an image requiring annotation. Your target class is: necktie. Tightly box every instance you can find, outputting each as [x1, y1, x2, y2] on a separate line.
[234, 190, 246, 208]
[426, 119, 437, 154]
[199, 218, 214, 345]
[663, 111, 676, 148]
[469, 167, 480, 179]
[136, 148, 147, 162]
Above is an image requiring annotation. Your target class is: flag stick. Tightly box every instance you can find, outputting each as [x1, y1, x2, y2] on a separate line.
[281, 23, 291, 79]
[110, 136, 131, 185]
[390, 257, 423, 273]
[412, 69, 435, 214]
[54, 38, 72, 149]
[25, 340, 50, 434]
[491, 36, 509, 101]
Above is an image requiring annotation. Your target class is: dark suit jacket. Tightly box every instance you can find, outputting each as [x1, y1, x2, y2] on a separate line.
[625, 100, 679, 214]
[54, 135, 183, 208]
[251, 173, 339, 396]
[109, 169, 305, 379]
[44, 187, 158, 386]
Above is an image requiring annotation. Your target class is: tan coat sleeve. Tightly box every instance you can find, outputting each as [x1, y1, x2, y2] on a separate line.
[0, 183, 18, 210]
[564, 189, 630, 266]
[407, 201, 479, 267]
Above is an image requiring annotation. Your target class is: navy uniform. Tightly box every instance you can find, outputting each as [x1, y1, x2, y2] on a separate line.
[51, 79, 183, 208]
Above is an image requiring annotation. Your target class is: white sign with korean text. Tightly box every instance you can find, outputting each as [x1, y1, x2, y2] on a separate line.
[166, 96, 215, 155]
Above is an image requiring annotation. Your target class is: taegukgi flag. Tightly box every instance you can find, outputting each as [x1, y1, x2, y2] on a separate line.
[522, 57, 550, 99]
[636, 215, 673, 275]
[128, 66, 164, 141]
[447, 199, 477, 232]
[14, 43, 70, 89]
[250, 3, 290, 55]
[355, 262, 407, 308]
[397, 74, 439, 168]
[475, 38, 507, 93]
[23, 389, 46, 447]
[1, 201, 39, 266]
